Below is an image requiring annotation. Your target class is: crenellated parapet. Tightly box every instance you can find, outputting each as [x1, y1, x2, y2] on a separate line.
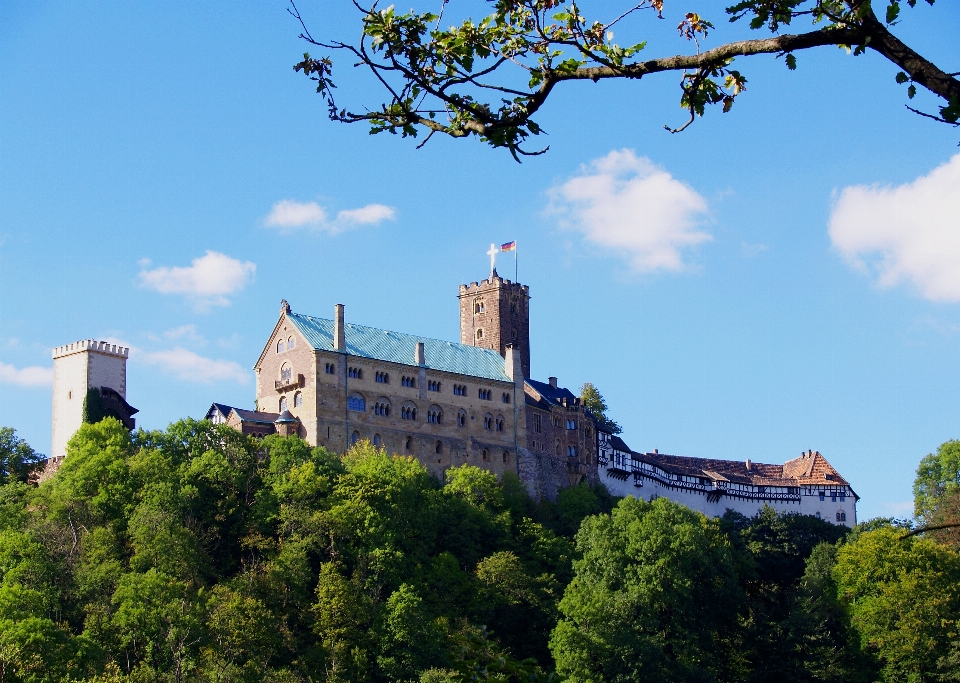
[53, 340, 130, 359]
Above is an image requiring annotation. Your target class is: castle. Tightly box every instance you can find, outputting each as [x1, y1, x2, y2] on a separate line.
[48, 257, 859, 523]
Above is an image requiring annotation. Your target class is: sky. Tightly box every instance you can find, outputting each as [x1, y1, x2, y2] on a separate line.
[2, 1, 959, 521]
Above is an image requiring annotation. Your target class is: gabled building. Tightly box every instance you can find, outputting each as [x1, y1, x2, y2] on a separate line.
[598, 431, 858, 526]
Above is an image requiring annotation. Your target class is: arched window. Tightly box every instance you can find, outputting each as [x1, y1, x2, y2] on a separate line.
[427, 406, 443, 424]
[555, 440, 561, 456]
[280, 362, 292, 383]
[373, 434, 381, 447]
[435, 440, 443, 454]
[502, 451, 509, 463]
[476, 329, 484, 340]
[348, 394, 366, 412]
[483, 414, 493, 430]
[457, 410, 467, 427]
[482, 448, 489, 461]
[287, 336, 295, 349]
[374, 399, 391, 416]
[352, 431, 360, 444]
[474, 299, 485, 314]
[495, 416, 504, 432]
[405, 436, 412, 451]
[277, 339, 284, 353]
[279, 396, 288, 412]
[836, 511, 846, 522]
[294, 391, 302, 407]
[402, 404, 418, 420]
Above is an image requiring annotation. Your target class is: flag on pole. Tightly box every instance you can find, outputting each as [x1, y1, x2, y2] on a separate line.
[501, 241, 516, 252]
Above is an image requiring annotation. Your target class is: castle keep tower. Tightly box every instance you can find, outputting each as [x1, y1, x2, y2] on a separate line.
[51, 340, 134, 459]
[459, 268, 531, 377]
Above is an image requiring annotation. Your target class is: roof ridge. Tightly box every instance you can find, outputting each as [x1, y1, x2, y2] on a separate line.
[290, 312, 501, 357]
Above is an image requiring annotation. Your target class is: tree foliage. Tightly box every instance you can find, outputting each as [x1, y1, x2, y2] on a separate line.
[0, 422, 958, 681]
[578, 383, 621, 435]
[0, 428, 44, 485]
[291, 0, 959, 159]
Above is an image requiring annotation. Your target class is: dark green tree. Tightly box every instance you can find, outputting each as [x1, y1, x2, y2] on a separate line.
[579, 383, 621, 435]
[550, 496, 743, 682]
[914, 439, 960, 524]
[0, 428, 44, 485]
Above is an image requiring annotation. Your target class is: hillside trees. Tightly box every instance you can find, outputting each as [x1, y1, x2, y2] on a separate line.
[1, 420, 959, 680]
[291, 0, 960, 158]
[0, 428, 43, 485]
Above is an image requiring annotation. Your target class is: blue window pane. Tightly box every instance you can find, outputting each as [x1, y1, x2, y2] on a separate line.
[348, 396, 366, 412]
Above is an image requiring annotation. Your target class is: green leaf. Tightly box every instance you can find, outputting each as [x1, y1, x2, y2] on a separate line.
[907, 84, 917, 98]
[785, 53, 797, 70]
[895, 71, 910, 84]
[886, 1, 901, 24]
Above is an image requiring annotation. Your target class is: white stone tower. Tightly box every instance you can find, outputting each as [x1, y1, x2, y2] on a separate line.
[51, 340, 130, 459]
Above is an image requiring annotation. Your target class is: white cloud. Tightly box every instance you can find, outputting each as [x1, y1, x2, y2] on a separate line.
[0, 362, 53, 387]
[138, 251, 256, 309]
[141, 348, 248, 384]
[264, 199, 396, 234]
[265, 199, 328, 227]
[829, 153, 960, 302]
[548, 149, 711, 272]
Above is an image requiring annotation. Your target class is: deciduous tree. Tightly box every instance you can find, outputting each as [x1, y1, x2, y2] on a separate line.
[291, 0, 960, 159]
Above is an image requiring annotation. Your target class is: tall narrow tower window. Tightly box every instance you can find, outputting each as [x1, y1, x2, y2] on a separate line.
[476, 329, 483, 340]
[475, 299, 485, 314]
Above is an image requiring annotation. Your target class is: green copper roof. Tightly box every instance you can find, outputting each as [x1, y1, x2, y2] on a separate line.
[287, 313, 511, 383]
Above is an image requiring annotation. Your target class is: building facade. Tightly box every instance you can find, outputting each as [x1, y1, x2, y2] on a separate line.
[598, 432, 859, 526]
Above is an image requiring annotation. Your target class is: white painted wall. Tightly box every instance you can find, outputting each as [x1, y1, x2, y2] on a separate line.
[51, 341, 129, 459]
[600, 469, 858, 526]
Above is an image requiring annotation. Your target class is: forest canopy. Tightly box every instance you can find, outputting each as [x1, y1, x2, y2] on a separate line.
[0, 419, 958, 681]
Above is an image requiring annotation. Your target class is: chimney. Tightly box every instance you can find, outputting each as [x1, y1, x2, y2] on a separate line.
[334, 304, 345, 351]
[504, 344, 523, 386]
[548, 376, 558, 388]
[415, 341, 425, 365]
[745, 459, 752, 471]
[653, 448, 658, 454]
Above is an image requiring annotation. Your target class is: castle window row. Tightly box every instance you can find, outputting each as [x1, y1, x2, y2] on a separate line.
[325, 363, 335, 374]
[453, 384, 467, 396]
[428, 380, 441, 392]
[349, 367, 363, 379]
[401, 406, 418, 421]
[277, 336, 296, 353]
[376, 371, 389, 383]
[374, 401, 390, 416]
[479, 388, 492, 400]
[325, 368, 504, 403]
[501, 392, 510, 404]
[427, 409, 443, 424]
[402, 376, 416, 388]
[348, 431, 511, 465]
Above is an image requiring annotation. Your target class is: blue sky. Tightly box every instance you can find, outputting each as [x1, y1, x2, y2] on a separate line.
[2, 1, 958, 520]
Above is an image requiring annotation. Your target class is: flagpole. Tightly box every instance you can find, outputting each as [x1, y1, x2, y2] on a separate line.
[515, 241, 518, 282]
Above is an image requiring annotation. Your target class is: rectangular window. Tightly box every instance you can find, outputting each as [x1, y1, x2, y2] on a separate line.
[831, 493, 837, 502]
[567, 445, 578, 457]
[839, 492, 846, 501]
[428, 380, 441, 392]
[534, 414, 542, 433]
[819, 491, 825, 501]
